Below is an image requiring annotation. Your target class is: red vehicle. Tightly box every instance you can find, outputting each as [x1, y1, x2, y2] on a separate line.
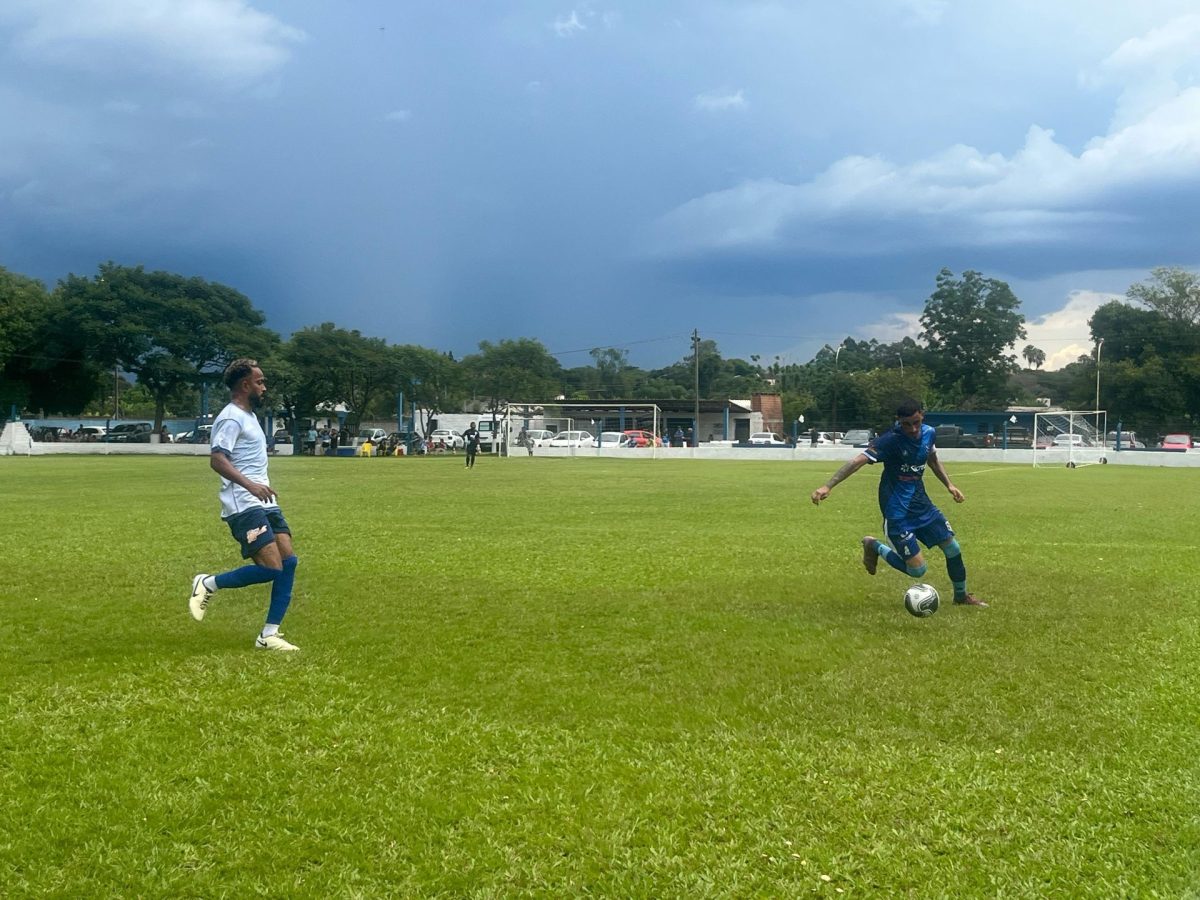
[623, 429, 663, 447]
[1159, 433, 1193, 451]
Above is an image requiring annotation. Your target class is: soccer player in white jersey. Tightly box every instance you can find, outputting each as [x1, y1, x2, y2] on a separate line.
[188, 359, 302, 650]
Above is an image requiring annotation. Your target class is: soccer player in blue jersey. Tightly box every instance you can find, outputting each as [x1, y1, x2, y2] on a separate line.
[187, 358, 304, 649]
[810, 398, 987, 607]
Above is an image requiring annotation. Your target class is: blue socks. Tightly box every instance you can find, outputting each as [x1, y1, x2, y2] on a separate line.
[877, 543, 909, 574]
[212, 557, 300, 628]
[215, 564, 280, 589]
[943, 542, 967, 596]
[266, 556, 298, 626]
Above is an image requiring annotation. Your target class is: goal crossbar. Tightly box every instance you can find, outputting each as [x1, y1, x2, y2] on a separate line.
[1032, 410, 1108, 468]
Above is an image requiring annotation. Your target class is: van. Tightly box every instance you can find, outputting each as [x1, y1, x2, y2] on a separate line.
[477, 417, 502, 452]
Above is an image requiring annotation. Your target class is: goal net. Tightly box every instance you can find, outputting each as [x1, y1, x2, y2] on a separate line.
[500, 402, 663, 455]
[1032, 410, 1108, 468]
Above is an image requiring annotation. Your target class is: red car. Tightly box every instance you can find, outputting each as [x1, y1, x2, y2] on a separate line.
[623, 429, 663, 447]
[1159, 433, 1193, 451]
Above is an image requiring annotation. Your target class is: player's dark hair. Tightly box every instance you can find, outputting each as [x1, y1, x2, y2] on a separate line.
[223, 358, 258, 390]
[895, 398, 924, 418]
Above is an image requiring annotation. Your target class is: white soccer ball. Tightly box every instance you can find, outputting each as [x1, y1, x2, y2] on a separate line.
[904, 583, 940, 618]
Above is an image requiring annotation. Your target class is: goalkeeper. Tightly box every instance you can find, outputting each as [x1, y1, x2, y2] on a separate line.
[810, 398, 987, 608]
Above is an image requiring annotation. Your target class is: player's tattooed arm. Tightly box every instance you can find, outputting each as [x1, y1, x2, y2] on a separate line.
[811, 454, 870, 504]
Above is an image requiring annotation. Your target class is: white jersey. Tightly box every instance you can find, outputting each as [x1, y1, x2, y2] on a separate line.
[210, 402, 275, 518]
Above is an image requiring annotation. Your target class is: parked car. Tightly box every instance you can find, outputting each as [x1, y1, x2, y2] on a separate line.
[841, 428, 875, 448]
[520, 429, 556, 447]
[179, 425, 212, 445]
[807, 431, 838, 445]
[76, 425, 108, 441]
[547, 430, 594, 447]
[430, 428, 464, 450]
[101, 422, 153, 442]
[1104, 430, 1145, 449]
[30, 425, 68, 442]
[272, 428, 291, 444]
[748, 432, 787, 446]
[385, 431, 423, 454]
[1052, 433, 1092, 448]
[356, 427, 388, 446]
[934, 425, 985, 448]
[1003, 426, 1032, 448]
[622, 429, 662, 447]
[1159, 433, 1193, 451]
[598, 431, 631, 448]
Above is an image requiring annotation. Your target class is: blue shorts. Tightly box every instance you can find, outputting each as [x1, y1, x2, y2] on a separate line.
[885, 513, 954, 561]
[224, 507, 290, 559]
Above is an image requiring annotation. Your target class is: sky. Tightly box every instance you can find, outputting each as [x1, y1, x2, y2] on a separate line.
[3, 1, 1200, 372]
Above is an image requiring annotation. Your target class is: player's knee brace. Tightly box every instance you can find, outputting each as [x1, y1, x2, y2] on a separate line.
[905, 561, 928, 578]
[941, 539, 962, 558]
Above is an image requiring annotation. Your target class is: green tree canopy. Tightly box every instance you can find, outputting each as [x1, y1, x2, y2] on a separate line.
[462, 338, 564, 412]
[57, 263, 279, 430]
[1126, 267, 1200, 324]
[920, 268, 1026, 408]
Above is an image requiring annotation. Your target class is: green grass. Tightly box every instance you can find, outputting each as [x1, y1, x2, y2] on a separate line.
[2, 455, 1198, 897]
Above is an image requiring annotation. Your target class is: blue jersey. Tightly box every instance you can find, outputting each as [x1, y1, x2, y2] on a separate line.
[863, 422, 941, 530]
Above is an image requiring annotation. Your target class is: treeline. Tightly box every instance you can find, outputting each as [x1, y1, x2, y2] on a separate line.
[2, 262, 1198, 438]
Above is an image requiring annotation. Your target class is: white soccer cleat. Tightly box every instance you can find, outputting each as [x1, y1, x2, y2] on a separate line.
[189, 574, 213, 621]
[255, 633, 300, 651]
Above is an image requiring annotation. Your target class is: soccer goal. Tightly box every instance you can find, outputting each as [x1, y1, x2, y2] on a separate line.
[1032, 410, 1108, 468]
[501, 402, 663, 455]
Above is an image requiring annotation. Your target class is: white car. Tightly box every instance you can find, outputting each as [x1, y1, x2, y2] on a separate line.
[518, 429, 556, 447]
[748, 432, 787, 446]
[547, 430, 594, 448]
[598, 431, 631, 448]
[431, 428, 464, 449]
[1052, 433, 1092, 448]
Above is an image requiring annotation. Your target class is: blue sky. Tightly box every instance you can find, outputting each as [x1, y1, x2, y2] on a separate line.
[3, 1, 1199, 371]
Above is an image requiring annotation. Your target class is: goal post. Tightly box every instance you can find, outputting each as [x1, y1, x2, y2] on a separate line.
[500, 402, 663, 455]
[1032, 410, 1108, 468]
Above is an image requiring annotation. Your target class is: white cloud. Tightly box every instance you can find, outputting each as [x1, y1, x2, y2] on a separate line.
[553, 10, 585, 37]
[693, 89, 746, 113]
[384, 109, 412, 123]
[860, 310, 922, 344]
[894, 0, 949, 25]
[653, 18, 1200, 257]
[1100, 13, 1200, 72]
[1023, 290, 1120, 370]
[0, 0, 305, 87]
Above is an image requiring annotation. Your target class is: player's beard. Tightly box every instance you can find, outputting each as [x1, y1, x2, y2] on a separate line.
[249, 391, 265, 410]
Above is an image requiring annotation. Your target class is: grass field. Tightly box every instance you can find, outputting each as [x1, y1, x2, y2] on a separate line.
[2, 454, 1198, 897]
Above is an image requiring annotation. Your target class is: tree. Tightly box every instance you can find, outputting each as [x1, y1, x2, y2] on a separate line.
[279, 323, 395, 431]
[393, 344, 464, 434]
[919, 268, 1026, 408]
[0, 267, 102, 416]
[1022, 344, 1046, 369]
[462, 338, 564, 416]
[1127, 267, 1200, 324]
[58, 263, 279, 430]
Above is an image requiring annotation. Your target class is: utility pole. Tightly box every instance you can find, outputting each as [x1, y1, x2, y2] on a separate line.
[692, 329, 700, 448]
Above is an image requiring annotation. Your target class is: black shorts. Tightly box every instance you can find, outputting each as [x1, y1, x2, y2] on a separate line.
[224, 507, 291, 559]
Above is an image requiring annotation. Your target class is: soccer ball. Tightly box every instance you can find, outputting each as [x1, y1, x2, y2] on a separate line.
[904, 583, 940, 618]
